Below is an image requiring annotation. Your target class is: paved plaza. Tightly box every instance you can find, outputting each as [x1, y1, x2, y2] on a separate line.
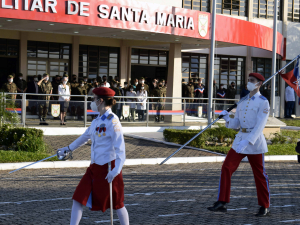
[1, 160, 300, 224]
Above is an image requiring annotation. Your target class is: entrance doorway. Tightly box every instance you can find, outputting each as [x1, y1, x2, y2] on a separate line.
[131, 65, 167, 83]
[0, 57, 18, 85]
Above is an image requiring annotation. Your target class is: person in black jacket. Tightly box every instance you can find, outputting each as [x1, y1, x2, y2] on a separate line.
[27, 75, 39, 115]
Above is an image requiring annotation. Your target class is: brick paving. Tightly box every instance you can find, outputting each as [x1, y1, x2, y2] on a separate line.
[43, 135, 218, 161]
[1, 162, 300, 224]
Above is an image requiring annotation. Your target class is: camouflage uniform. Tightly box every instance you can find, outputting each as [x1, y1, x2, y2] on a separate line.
[70, 81, 79, 116]
[38, 80, 53, 119]
[186, 83, 194, 115]
[2, 76, 17, 101]
[152, 86, 166, 122]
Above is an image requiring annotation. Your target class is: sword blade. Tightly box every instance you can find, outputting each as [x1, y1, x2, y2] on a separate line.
[108, 162, 114, 225]
[9, 154, 57, 174]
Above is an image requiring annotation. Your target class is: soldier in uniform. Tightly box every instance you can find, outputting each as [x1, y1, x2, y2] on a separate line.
[186, 80, 194, 116]
[37, 73, 53, 125]
[208, 73, 271, 217]
[2, 75, 17, 101]
[83, 76, 92, 93]
[217, 84, 226, 110]
[226, 82, 237, 104]
[73, 80, 87, 120]
[15, 73, 27, 100]
[152, 81, 166, 122]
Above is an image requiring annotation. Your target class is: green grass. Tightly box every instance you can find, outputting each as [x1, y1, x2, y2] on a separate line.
[0, 150, 58, 163]
[279, 118, 300, 127]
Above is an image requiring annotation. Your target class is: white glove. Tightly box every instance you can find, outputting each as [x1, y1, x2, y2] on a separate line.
[57, 146, 69, 157]
[105, 169, 118, 183]
[236, 140, 249, 153]
[220, 110, 229, 122]
[57, 146, 72, 160]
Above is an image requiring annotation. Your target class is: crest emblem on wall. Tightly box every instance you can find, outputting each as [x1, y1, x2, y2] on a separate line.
[198, 14, 208, 37]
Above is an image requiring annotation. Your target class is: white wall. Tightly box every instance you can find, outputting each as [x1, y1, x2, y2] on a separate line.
[286, 22, 300, 60]
[138, 0, 182, 8]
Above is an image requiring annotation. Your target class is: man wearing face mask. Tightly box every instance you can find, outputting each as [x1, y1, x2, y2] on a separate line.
[83, 76, 91, 93]
[37, 73, 53, 125]
[132, 78, 138, 92]
[15, 73, 27, 101]
[226, 82, 237, 105]
[208, 73, 271, 217]
[136, 77, 149, 95]
[2, 75, 17, 101]
[126, 85, 137, 122]
[152, 81, 166, 122]
[70, 75, 79, 116]
[72, 80, 87, 120]
[217, 84, 226, 110]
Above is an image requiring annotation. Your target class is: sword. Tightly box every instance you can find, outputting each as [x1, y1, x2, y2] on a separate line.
[108, 161, 114, 225]
[9, 148, 73, 174]
[160, 54, 300, 165]
[9, 154, 57, 174]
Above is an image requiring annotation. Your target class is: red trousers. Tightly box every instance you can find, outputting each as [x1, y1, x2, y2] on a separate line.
[217, 148, 270, 208]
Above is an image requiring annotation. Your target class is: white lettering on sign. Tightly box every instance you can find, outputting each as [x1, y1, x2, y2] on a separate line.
[1, 0, 13, 9]
[187, 17, 194, 30]
[121, 7, 130, 21]
[176, 15, 183, 28]
[110, 6, 120, 20]
[140, 10, 149, 24]
[79, 2, 89, 17]
[67, 1, 79, 15]
[24, 0, 28, 10]
[45, 0, 57, 13]
[166, 14, 175, 27]
[156, 12, 166, 26]
[98, 4, 109, 18]
[30, 0, 43, 12]
[131, 8, 141, 22]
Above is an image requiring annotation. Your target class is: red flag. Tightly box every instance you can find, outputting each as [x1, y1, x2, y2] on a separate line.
[280, 69, 300, 98]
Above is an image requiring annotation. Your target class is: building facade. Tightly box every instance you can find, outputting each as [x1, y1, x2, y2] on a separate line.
[0, 0, 293, 118]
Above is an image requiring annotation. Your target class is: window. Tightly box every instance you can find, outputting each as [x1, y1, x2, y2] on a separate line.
[79, 45, 120, 81]
[216, 0, 248, 16]
[182, 53, 208, 84]
[131, 49, 168, 66]
[0, 39, 19, 57]
[288, 0, 300, 22]
[27, 41, 71, 59]
[252, 57, 281, 96]
[214, 56, 245, 94]
[183, 0, 210, 12]
[253, 0, 282, 20]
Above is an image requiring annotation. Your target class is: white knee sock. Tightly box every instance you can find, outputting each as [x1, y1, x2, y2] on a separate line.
[70, 200, 83, 225]
[117, 207, 129, 225]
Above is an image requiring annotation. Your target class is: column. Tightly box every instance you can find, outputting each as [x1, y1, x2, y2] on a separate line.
[165, 43, 182, 122]
[19, 32, 28, 80]
[72, 36, 79, 77]
[120, 43, 131, 85]
[245, 0, 254, 83]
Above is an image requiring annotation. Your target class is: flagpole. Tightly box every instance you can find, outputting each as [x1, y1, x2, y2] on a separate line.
[208, 0, 216, 124]
[271, 0, 278, 117]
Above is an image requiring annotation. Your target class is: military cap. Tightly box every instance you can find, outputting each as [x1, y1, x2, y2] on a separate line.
[8, 75, 13, 78]
[43, 73, 49, 77]
[111, 79, 117, 84]
[139, 77, 144, 80]
[93, 87, 115, 97]
[160, 79, 165, 82]
[63, 74, 69, 78]
[249, 73, 265, 82]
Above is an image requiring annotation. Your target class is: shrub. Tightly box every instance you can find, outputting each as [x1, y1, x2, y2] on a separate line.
[0, 127, 48, 153]
[163, 127, 237, 148]
[0, 92, 20, 128]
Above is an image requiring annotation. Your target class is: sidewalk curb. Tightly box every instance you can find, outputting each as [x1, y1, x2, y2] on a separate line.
[0, 155, 298, 171]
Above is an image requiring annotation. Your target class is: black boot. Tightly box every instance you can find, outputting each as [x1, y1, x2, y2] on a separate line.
[207, 201, 227, 212]
[42, 118, 49, 125]
[39, 118, 44, 125]
[255, 206, 270, 217]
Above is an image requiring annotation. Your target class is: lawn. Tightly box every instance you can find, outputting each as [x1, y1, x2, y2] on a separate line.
[0, 150, 57, 163]
[279, 118, 300, 127]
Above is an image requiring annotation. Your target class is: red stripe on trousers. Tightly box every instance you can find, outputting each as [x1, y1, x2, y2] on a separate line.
[217, 148, 270, 208]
